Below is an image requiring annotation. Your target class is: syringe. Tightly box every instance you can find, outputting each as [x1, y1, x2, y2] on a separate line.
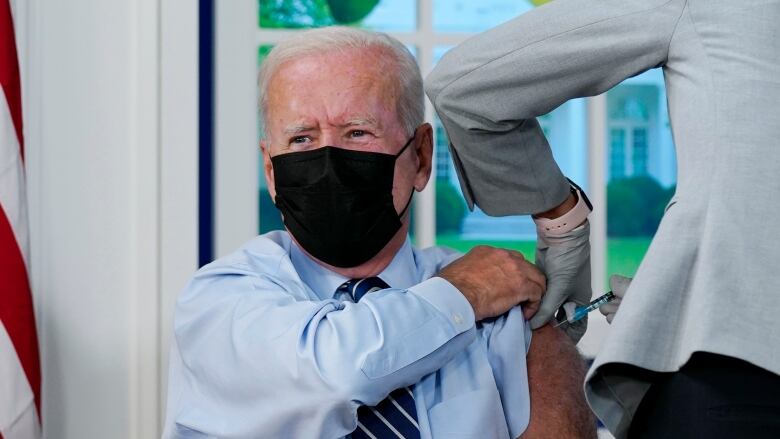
[554, 291, 616, 328]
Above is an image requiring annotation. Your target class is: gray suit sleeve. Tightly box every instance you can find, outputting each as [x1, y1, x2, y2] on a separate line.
[425, 0, 686, 216]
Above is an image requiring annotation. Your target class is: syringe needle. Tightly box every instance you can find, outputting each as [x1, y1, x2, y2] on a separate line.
[551, 291, 617, 328]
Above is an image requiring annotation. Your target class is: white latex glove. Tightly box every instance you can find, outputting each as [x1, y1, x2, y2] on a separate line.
[530, 221, 592, 343]
[600, 274, 632, 323]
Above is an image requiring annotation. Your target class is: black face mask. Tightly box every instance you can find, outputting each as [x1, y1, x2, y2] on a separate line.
[271, 136, 415, 268]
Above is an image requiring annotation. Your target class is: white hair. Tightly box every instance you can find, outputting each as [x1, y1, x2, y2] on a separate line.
[258, 26, 423, 137]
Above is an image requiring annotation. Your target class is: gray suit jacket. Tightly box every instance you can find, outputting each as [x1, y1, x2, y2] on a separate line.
[426, 0, 780, 436]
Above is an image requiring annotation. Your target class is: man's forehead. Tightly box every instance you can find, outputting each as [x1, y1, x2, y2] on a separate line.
[273, 47, 398, 90]
[267, 49, 402, 132]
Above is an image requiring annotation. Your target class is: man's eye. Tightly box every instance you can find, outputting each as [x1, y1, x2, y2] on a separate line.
[291, 136, 310, 144]
[349, 130, 367, 138]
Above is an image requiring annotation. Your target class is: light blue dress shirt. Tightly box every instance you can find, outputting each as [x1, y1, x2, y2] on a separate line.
[164, 231, 532, 439]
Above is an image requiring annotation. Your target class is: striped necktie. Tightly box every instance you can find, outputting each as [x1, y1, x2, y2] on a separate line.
[337, 277, 421, 439]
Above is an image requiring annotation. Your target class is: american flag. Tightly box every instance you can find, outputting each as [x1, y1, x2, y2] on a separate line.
[0, 0, 42, 437]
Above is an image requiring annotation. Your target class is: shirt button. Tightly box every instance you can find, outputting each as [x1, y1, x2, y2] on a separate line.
[453, 313, 463, 325]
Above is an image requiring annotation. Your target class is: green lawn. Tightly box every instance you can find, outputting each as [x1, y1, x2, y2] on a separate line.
[435, 235, 652, 283]
[605, 237, 653, 280]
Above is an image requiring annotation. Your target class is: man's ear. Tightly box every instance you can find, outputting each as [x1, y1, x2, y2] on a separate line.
[261, 139, 277, 201]
[413, 123, 434, 192]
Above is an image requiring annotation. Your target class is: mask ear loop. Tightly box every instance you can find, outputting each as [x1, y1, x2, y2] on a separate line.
[394, 130, 418, 218]
[394, 133, 416, 158]
[397, 189, 414, 219]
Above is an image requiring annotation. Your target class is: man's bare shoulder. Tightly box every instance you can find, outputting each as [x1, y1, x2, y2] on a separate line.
[522, 324, 597, 439]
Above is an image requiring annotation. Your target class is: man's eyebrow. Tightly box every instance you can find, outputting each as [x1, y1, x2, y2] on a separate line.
[342, 117, 380, 127]
[283, 124, 315, 135]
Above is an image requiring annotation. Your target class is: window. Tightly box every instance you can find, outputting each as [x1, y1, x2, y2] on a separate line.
[434, 119, 451, 181]
[606, 70, 676, 280]
[609, 128, 626, 179]
[538, 113, 552, 138]
[632, 128, 648, 175]
[432, 0, 532, 32]
[258, 43, 282, 234]
[259, 0, 416, 31]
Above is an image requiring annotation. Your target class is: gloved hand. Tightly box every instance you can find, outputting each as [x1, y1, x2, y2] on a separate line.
[530, 221, 592, 343]
[599, 274, 632, 323]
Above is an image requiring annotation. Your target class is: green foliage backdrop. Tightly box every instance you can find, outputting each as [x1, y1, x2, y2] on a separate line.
[259, 0, 381, 28]
[436, 181, 467, 234]
[607, 176, 675, 237]
[259, 188, 284, 233]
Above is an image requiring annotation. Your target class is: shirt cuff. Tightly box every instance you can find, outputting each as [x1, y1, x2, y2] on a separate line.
[407, 276, 475, 334]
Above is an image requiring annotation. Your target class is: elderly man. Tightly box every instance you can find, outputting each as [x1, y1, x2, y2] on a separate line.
[163, 27, 593, 439]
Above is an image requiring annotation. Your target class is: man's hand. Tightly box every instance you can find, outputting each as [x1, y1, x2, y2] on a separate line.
[437, 246, 546, 321]
[529, 221, 592, 343]
[600, 274, 632, 323]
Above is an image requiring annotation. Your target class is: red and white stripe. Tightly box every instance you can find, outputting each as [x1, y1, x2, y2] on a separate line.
[0, 0, 41, 437]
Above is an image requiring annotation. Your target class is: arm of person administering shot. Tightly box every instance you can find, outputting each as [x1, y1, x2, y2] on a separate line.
[426, 0, 686, 343]
[531, 181, 593, 342]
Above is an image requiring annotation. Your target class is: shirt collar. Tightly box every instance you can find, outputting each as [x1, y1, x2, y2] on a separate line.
[289, 237, 418, 300]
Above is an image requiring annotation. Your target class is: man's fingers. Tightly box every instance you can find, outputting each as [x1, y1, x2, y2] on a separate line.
[520, 258, 547, 292]
[506, 249, 545, 287]
[522, 299, 540, 320]
[520, 279, 545, 320]
[440, 246, 556, 321]
[503, 250, 546, 320]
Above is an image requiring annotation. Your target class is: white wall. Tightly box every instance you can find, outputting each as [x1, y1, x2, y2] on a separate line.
[214, 0, 259, 258]
[19, 0, 198, 437]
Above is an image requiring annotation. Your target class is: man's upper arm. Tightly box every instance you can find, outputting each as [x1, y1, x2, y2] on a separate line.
[522, 324, 596, 439]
